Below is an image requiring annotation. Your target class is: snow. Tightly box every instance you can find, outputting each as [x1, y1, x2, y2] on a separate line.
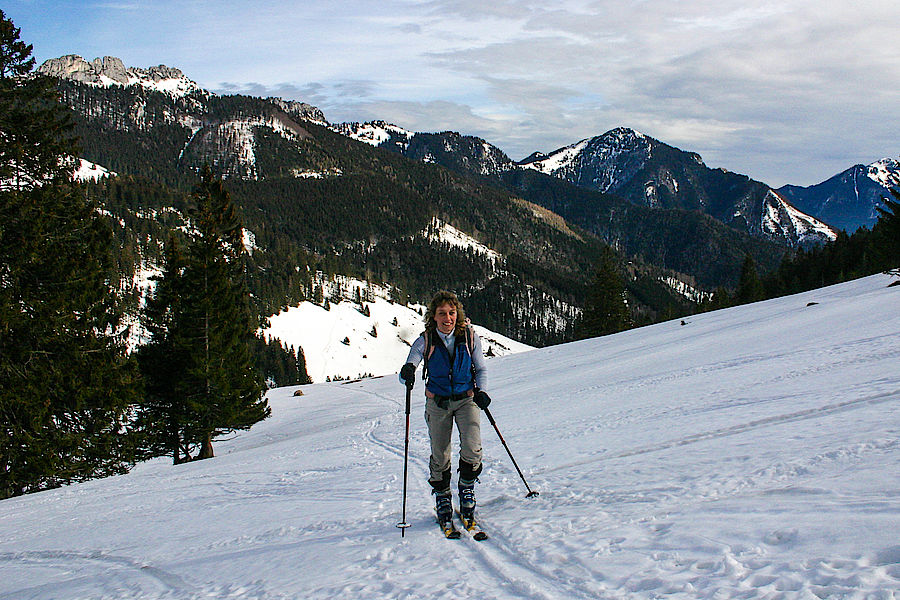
[89, 70, 199, 98]
[661, 275, 712, 303]
[122, 263, 163, 350]
[330, 121, 413, 148]
[291, 168, 343, 179]
[2, 158, 115, 190]
[762, 191, 838, 244]
[134, 75, 198, 97]
[242, 228, 258, 255]
[73, 158, 115, 182]
[522, 139, 589, 174]
[867, 158, 900, 189]
[2, 274, 899, 599]
[262, 275, 530, 382]
[426, 217, 503, 266]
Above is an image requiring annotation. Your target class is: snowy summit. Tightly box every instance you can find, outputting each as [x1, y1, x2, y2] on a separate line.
[1, 274, 899, 599]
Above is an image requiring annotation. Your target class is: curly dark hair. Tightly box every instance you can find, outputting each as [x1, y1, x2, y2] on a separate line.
[424, 290, 467, 335]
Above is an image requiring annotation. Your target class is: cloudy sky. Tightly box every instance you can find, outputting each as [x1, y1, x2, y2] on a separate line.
[7, 0, 900, 186]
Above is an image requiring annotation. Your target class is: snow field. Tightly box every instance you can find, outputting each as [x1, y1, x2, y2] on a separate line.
[263, 282, 531, 383]
[1, 274, 898, 599]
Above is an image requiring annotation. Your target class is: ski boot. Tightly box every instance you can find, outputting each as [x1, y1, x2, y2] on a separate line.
[435, 489, 453, 522]
[434, 489, 459, 538]
[458, 479, 476, 520]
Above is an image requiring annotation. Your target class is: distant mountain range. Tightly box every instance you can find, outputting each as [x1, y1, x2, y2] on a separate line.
[777, 159, 900, 233]
[337, 120, 896, 241]
[517, 129, 838, 245]
[34, 54, 899, 347]
[41, 55, 897, 240]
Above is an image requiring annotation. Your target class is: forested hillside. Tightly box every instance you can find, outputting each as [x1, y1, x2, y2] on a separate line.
[60, 76, 700, 346]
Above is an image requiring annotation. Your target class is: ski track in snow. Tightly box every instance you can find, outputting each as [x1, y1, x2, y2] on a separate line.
[333, 386, 607, 599]
[2, 274, 899, 599]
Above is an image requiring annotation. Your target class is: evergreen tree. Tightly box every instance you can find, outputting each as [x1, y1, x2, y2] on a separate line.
[135, 235, 195, 463]
[251, 336, 312, 389]
[0, 12, 77, 189]
[575, 247, 631, 339]
[0, 11, 139, 498]
[874, 188, 900, 277]
[137, 166, 269, 463]
[735, 254, 765, 305]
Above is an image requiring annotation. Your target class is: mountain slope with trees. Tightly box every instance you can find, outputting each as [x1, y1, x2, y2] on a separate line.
[44, 57, 705, 346]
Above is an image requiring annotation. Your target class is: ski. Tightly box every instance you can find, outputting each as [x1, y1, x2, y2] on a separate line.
[457, 511, 489, 541]
[438, 517, 461, 539]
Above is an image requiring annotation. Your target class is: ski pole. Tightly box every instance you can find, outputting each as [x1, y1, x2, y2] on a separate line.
[483, 407, 539, 498]
[397, 382, 413, 536]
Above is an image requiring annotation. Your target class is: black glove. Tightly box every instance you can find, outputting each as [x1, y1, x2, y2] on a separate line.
[473, 389, 491, 410]
[400, 363, 416, 387]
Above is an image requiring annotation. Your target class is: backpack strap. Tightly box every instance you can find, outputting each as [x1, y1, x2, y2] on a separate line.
[465, 325, 477, 387]
[421, 330, 433, 381]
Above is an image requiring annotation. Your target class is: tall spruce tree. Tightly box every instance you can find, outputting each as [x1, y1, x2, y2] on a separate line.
[138, 166, 268, 463]
[0, 11, 139, 498]
[875, 188, 900, 277]
[735, 254, 766, 305]
[135, 235, 195, 463]
[576, 246, 632, 339]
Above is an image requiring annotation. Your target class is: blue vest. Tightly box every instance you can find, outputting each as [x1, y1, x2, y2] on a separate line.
[424, 330, 474, 397]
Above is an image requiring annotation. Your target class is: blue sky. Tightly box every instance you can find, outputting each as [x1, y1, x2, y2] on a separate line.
[7, 0, 899, 186]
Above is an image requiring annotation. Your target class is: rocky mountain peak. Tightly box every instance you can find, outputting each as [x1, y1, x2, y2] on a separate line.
[37, 55, 200, 97]
[267, 98, 328, 125]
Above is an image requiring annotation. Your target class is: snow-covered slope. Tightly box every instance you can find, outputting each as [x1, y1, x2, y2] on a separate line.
[2, 274, 899, 599]
[761, 190, 838, 245]
[73, 158, 115, 182]
[262, 274, 531, 383]
[329, 120, 414, 148]
[866, 157, 900, 189]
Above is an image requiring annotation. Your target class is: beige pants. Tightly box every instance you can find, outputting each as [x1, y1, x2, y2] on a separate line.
[424, 395, 482, 488]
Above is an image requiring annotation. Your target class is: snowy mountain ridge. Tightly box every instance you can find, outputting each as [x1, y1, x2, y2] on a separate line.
[38, 53, 894, 240]
[329, 120, 414, 149]
[2, 273, 898, 599]
[518, 127, 655, 193]
[761, 190, 838, 245]
[517, 127, 837, 246]
[342, 121, 836, 247]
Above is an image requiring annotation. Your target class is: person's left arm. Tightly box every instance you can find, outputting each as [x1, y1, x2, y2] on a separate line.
[471, 331, 487, 392]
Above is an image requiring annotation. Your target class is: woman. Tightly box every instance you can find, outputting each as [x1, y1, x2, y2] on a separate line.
[399, 291, 491, 529]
